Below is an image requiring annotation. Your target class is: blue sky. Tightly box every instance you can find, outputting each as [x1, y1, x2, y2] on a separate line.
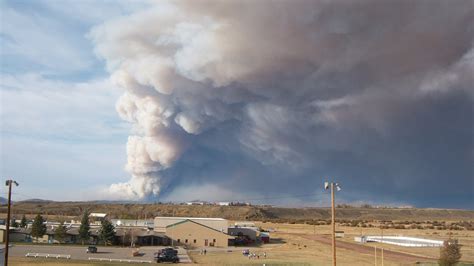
[0, 0, 152, 200]
[1, 1, 473, 208]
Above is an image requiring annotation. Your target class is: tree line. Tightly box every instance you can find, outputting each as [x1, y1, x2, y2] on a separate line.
[22, 210, 116, 246]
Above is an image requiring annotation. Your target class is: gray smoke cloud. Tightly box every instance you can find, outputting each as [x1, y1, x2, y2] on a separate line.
[89, 0, 474, 207]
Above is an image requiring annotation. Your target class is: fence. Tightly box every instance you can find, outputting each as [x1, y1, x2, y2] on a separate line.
[88, 257, 152, 263]
[25, 253, 71, 259]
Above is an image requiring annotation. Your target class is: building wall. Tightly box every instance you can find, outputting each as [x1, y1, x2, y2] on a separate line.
[165, 221, 231, 248]
[0, 230, 4, 243]
[32, 234, 49, 243]
[0, 248, 4, 265]
[9, 232, 30, 242]
[228, 227, 257, 240]
[155, 217, 228, 233]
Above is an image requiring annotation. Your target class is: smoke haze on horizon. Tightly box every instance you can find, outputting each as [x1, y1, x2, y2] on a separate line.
[89, 0, 473, 208]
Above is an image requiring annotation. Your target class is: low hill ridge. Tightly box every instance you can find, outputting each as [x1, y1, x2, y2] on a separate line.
[0, 202, 472, 222]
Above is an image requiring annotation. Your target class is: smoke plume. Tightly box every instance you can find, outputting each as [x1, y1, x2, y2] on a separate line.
[90, 0, 474, 207]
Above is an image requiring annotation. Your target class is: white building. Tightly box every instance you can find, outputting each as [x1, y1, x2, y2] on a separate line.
[234, 222, 259, 230]
[111, 219, 154, 228]
[89, 213, 107, 218]
[355, 235, 443, 247]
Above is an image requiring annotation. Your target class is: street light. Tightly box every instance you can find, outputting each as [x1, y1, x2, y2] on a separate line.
[325, 181, 341, 266]
[5, 179, 19, 266]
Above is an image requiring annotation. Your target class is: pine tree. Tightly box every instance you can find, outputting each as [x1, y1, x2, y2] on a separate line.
[20, 215, 28, 228]
[439, 239, 462, 266]
[78, 210, 90, 245]
[99, 219, 116, 246]
[11, 219, 19, 228]
[54, 221, 67, 244]
[30, 214, 46, 241]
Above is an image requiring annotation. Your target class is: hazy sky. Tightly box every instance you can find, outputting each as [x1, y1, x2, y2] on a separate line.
[1, 0, 472, 208]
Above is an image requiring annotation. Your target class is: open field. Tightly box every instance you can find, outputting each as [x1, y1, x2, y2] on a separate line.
[5, 221, 474, 265]
[1, 202, 473, 222]
[190, 221, 474, 265]
[2, 204, 473, 265]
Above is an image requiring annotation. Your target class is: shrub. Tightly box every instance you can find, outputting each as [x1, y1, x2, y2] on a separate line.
[439, 239, 461, 266]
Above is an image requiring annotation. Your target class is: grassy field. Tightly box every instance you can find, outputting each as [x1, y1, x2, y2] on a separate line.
[7, 221, 474, 265]
[190, 221, 473, 265]
[3, 203, 473, 265]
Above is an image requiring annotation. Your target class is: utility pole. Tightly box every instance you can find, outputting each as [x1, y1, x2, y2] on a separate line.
[381, 247, 384, 266]
[325, 181, 341, 266]
[331, 183, 336, 266]
[4, 179, 19, 266]
[374, 245, 377, 266]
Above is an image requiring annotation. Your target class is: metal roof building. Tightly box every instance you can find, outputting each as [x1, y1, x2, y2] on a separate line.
[154, 217, 228, 233]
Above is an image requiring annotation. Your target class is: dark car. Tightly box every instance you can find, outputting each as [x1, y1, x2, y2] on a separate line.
[86, 246, 97, 253]
[155, 248, 178, 257]
[156, 253, 179, 263]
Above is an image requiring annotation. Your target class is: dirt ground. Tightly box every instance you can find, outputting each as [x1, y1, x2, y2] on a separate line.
[190, 221, 474, 265]
[6, 220, 474, 265]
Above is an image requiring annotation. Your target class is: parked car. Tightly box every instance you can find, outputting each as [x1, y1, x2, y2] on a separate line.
[86, 246, 97, 253]
[155, 248, 178, 257]
[156, 253, 179, 263]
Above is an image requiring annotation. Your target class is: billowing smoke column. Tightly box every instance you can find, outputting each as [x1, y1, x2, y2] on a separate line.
[90, 0, 474, 206]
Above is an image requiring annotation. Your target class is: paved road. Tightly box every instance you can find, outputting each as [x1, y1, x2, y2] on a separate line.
[9, 245, 192, 263]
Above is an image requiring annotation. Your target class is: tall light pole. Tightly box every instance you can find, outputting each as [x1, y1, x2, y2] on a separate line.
[4, 179, 19, 266]
[325, 181, 341, 266]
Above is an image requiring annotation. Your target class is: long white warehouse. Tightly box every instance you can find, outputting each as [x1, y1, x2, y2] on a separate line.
[355, 236, 443, 247]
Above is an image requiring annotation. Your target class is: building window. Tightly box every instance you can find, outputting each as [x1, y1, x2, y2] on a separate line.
[185, 239, 188, 243]
[177, 239, 180, 243]
[193, 239, 196, 243]
[213, 239, 216, 243]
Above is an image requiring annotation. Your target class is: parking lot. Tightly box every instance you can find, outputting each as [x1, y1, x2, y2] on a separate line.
[9, 245, 191, 263]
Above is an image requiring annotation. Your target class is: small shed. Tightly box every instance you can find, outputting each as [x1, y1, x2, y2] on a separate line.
[354, 236, 367, 243]
[335, 231, 345, 238]
[0, 225, 5, 243]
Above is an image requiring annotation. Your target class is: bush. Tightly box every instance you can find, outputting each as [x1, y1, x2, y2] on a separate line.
[439, 239, 461, 266]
